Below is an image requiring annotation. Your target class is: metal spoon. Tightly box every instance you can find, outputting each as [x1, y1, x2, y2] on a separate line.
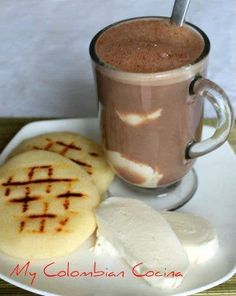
[170, 0, 191, 26]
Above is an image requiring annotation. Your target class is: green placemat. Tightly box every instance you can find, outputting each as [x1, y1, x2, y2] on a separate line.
[0, 117, 235, 296]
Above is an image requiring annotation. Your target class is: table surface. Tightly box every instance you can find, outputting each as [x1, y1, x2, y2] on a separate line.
[0, 117, 235, 296]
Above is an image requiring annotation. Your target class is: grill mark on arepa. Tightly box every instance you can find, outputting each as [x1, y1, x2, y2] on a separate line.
[57, 191, 85, 210]
[69, 158, 93, 175]
[56, 218, 69, 232]
[19, 212, 70, 233]
[60, 218, 69, 226]
[26, 139, 99, 177]
[5, 188, 10, 196]
[69, 158, 92, 168]
[56, 141, 82, 151]
[45, 138, 82, 152]
[89, 152, 99, 157]
[55, 218, 69, 232]
[63, 199, 70, 210]
[28, 165, 52, 180]
[2, 178, 76, 186]
[39, 219, 46, 232]
[46, 184, 52, 193]
[29, 214, 56, 218]
[32, 146, 41, 150]
[57, 192, 85, 198]
[44, 202, 49, 212]
[29, 214, 56, 233]
[20, 202, 57, 233]
[9, 186, 39, 212]
[44, 141, 54, 150]
[60, 146, 69, 155]
[28, 168, 34, 179]
[48, 167, 52, 177]
[10, 196, 39, 205]
[20, 221, 25, 232]
[36, 202, 52, 232]
[4, 164, 80, 234]
[33, 138, 82, 155]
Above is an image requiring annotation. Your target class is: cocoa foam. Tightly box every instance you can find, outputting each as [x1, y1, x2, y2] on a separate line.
[95, 19, 204, 73]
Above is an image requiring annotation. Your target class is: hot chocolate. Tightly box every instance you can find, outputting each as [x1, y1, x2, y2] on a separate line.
[97, 72, 203, 187]
[95, 19, 204, 73]
[92, 18, 206, 188]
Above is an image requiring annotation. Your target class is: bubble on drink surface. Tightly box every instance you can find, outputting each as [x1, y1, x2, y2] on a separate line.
[160, 52, 169, 58]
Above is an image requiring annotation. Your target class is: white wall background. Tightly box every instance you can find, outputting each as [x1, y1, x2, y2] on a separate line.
[0, 0, 235, 117]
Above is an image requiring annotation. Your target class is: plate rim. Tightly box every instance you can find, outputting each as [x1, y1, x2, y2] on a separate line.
[0, 117, 235, 296]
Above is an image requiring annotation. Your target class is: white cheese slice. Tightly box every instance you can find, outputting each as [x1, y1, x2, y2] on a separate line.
[95, 197, 190, 289]
[95, 232, 119, 257]
[162, 211, 219, 264]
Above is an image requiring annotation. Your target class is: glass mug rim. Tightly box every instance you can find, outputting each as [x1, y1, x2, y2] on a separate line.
[89, 16, 210, 76]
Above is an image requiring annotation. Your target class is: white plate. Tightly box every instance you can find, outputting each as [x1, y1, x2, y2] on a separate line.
[0, 118, 235, 296]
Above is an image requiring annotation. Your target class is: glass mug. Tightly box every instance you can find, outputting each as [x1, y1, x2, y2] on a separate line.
[89, 17, 234, 189]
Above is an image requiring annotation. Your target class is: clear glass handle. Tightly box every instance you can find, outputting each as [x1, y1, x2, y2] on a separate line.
[187, 77, 234, 159]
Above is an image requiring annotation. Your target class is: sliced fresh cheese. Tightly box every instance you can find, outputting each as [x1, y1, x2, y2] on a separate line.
[95, 233, 119, 257]
[162, 211, 219, 264]
[95, 197, 190, 289]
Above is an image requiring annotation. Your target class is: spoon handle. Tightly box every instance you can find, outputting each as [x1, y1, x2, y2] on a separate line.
[171, 0, 191, 26]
